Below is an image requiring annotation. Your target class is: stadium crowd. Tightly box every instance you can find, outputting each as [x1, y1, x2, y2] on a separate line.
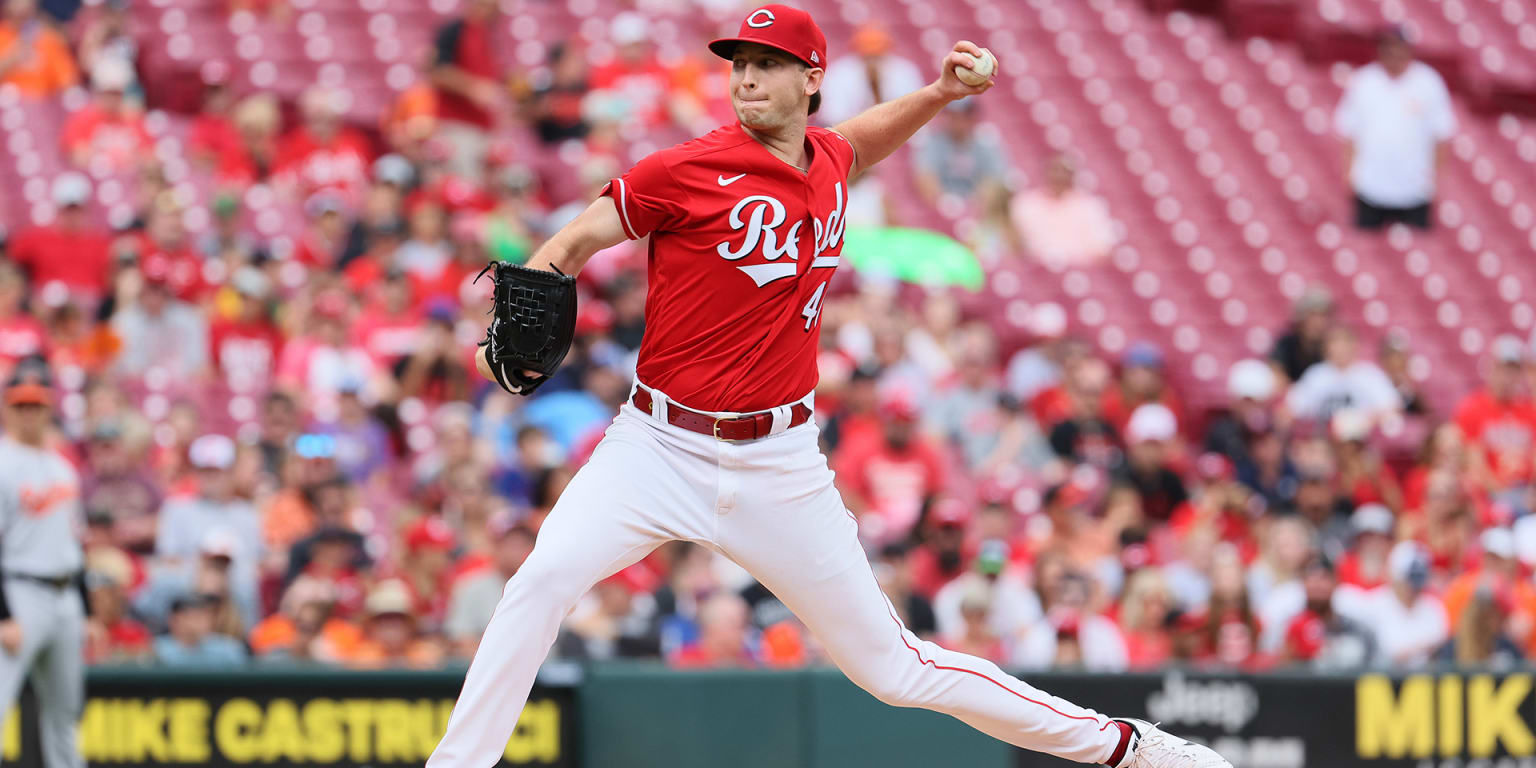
[0, 0, 1528, 674]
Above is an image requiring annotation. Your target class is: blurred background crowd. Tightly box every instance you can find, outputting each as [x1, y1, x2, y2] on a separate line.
[1, 0, 1536, 673]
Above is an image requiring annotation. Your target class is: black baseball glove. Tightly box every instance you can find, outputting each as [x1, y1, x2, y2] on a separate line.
[475, 261, 578, 396]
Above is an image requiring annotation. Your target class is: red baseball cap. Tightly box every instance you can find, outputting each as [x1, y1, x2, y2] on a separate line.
[405, 517, 456, 552]
[709, 4, 828, 113]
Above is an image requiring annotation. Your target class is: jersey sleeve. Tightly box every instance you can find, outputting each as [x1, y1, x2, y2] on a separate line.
[600, 152, 691, 240]
[821, 129, 858, 178]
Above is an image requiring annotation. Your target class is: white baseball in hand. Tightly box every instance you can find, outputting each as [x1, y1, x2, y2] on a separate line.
[955, 48, 996, 86]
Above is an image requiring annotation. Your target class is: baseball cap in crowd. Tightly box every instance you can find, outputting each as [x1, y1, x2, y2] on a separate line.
[200, 530, 238, 562]
[1125, 403, 1177, 445]
[1226, 358, 1277, 402]
[878, 388, 920, 422]
[364, 579, 414, 618]
[930, 498, 971, 529]
[610, 12, 651, 47]
[709, 5, 828, 113]
[91, 57, 132, 93]
[304, 191, 346, 219]
[1194, 452, 1234, 483]
[373, 154, 415, 188]
[1330, 407, 1372, 443]
[1493, 334, 1526, 365]
[1387, 541, 1431, 587]
[976, 539, 1010, 576]
[188, 434, 237, 470]
[4, 359, 53, 407]
[1122, 341, 1164, 370]
[169, 593, 218, 615]
[1293, 286, 1334, 317]
[51, 172, 91, 208]
[1350, 503, 1394, 537]
[1481, 527, 1516, 561]
[405, 516, 456, 552]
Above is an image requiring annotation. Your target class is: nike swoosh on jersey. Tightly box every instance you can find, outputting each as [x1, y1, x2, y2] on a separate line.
[717, 173, 747, 186]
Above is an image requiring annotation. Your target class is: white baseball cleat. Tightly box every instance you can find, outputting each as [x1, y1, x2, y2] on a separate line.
[1113, 719, 1233, 768]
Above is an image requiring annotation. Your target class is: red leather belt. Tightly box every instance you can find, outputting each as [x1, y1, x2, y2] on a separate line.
[632, 388, 812, 442]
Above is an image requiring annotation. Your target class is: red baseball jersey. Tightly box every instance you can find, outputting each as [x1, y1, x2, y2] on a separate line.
[602, 122, 855, 412]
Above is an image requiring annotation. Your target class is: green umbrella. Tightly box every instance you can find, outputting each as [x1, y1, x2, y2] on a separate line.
[839, 226, 985, 290]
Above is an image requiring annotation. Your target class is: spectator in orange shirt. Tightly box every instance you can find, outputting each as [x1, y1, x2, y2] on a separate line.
[63, 58, 153, 173]
[248, 576, 361, 663]
[346, 579, 445, 669]
[0, 0, 77, 98]
[1441, 528, 1536, 653]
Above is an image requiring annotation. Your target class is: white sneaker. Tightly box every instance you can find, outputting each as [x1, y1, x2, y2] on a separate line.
[1113, 719, 1232, 768]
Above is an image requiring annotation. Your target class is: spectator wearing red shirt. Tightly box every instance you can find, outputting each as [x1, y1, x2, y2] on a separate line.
[1282, 557, 1375, 668]
[834, 391, 948, 544]
[1453, 335, 1536, 489]
[1047, 357, 1120, 468]
[429, 0, 501, 180]
[187, 74, 242, 176]
[907, 499, 972, 600]
[1167, 453, 1254, 560]
[1118, 568, 1175, 669]
[0, 261, 45, 374]
[133, 199, 208, 302]
[1184, 544, 1266, 668]
[353, 270, 423, 368]
[209, 267, 283, 394]
[84, 554, 153, 664]
[9, 172, 113, 302]
[669, 592, 758, 669]
[1335, 503, 1395, 590]
[62, 57, 153, 173]
[275, 87, 373, 205]
[589, 12, 701, 133]
[292, 192, 350, 269]
[275, 291, 380, 405]
[395, 517, 458, 632]
[1101, 342, 1183, 437]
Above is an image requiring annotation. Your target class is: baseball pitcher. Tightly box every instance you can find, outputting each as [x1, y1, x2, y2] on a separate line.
[0, 361, 85, 768]
[440, 6, 1231, 768]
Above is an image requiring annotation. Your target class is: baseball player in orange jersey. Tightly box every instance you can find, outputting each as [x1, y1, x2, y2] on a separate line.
[433, 5, 1233, 767]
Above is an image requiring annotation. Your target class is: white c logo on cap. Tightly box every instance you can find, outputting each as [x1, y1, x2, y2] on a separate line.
[747, 9, 775, 27]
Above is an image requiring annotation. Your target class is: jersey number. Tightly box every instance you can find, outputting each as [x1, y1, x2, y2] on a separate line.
[802, 282, 828, 331]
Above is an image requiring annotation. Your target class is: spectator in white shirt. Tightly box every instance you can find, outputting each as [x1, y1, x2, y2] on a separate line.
[1333, 27, 1456, 230]
[1286, 326, 1402, 424]
[1335, 541, 1448, 667]
[933, 540, 1041, 647]
[1014, 570, 1127, 671]
[818, 24, 925, 126]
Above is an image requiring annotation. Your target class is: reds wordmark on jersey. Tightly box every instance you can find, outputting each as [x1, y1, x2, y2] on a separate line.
[602, 123, 855, 412]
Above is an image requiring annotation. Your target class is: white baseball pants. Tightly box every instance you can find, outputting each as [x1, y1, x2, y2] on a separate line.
[428, 394, 1123, 767]
[0, 579, 85, 768]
